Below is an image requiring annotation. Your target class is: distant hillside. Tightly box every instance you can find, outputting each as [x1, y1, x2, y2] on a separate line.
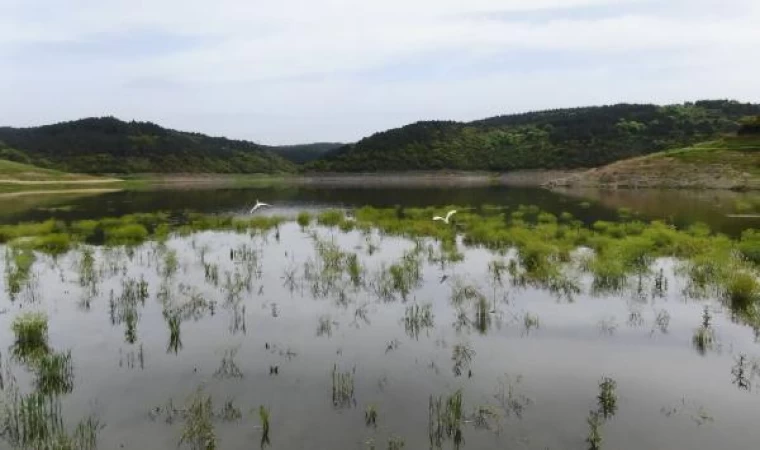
[546, 135, 760, 190]
[0, 117, 295, 174]
[268, 142, 344, 164]
[306, 100, 760, 172]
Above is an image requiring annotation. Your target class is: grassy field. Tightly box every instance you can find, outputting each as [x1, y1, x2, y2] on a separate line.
[548, 135, 760, 190]
[0, 159, 121, 183]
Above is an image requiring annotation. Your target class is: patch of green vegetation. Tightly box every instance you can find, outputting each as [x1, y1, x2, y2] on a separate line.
[297, 211, 312, 228]
[11, 312, 49, 361]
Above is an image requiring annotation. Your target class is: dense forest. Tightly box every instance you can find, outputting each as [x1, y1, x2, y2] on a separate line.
[267, 142, 343, 164]
[0, 117, 294, 174]
[306, 100, 760, 172]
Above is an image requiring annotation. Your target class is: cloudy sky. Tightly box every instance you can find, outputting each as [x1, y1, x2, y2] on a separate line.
[1, 0, 759, 144]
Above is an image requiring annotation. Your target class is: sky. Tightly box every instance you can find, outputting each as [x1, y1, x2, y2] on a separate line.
[1, 0, 759, 145]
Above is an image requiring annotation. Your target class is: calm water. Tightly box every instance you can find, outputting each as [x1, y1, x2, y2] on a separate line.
[0, 186, 759, 449]
[3, 185, 760, 234]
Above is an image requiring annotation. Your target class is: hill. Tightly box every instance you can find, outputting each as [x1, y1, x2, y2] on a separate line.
[268, 142, 344, 164]
[545, 135, 760, 190]
[306, 100, 760, 172]
[0, 117, 295, 174]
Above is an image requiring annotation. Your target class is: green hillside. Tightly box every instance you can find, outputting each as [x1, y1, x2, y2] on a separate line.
[547, 134, 760, 190]
[0, 117, 295, 174]
[306, 100, 760, 172]
[268, 142, 344, 164]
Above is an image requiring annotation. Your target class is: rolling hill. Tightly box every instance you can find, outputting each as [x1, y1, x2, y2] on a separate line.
[0, 117, 295, 174]
[546, 134, 760, 190]
[306, 100, 760, 172]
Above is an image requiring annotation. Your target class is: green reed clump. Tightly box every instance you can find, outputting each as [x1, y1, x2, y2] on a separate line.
[428, 389, 464, 449]
[163, 249, 179, 277]
[5, 247, 35, 299]
[1, 389, 64, 447]
[180, 389, 217, 450]
[34, 350, 74, 396]
[404, 303, 434, 339]
[365, 404, 378, 427]
[78, 247, 98, 289]
[738, 229, 760, 264]
[331, 364, 355, 408]
[165, 311, 183, 354]
[204, 262, 220, 286]
[723, 271, 760, 311]
[586, 410, 603, 450]
[11, 312, 49, 361]
[259, 405, 271, 448]
[27, 233, 73, 255]
[387, 436, 405, 450]
[597, 377, 617, 419]
[317, 209, 346, 227]
[451, 343, 475, 377]
[105, 223, 149, 246]
[347, 253, 363, 287]
[297, 211, 312, 228]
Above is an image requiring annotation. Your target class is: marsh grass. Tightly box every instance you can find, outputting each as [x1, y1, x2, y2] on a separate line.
[180, 389, 217, 450]
[403, 303, 434, 340]
[428, 389, 464, 450]
[586, 410, 603, 450]
[451, 343, 475, 377]
[387, 435, 405, 450]
[297, 211, 312, 228]
[331, 364, 355, 408]
[365, 404, 378, 427]
[597, 377, 618, 419]
[5, 247, 35, 299]
[214, 348, 243, 379]
[259, 405, 271, 448]
[34, 350, 74, 396]
[165, 311, 183, 354]
[11, 312, 48, 361]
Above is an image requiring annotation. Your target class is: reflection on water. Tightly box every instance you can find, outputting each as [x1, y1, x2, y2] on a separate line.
[1, 221, 759, 449]
[0, 185, 753, 234]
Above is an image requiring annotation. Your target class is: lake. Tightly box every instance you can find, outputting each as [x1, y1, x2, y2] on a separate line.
[0, 184, 758, 450]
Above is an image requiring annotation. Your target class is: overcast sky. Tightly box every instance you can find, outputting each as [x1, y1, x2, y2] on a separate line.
[1, 0, 759, 144]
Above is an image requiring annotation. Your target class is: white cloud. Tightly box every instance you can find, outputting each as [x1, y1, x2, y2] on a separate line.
[1, 0, 758, 143]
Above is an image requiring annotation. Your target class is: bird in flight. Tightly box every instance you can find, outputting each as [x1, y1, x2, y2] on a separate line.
[433, 209, 457, 224]
[250, 200, 270, 214]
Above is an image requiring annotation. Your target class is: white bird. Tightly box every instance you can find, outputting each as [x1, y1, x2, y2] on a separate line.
[250, 200, 270, 214]
[433, 209, 457, 224]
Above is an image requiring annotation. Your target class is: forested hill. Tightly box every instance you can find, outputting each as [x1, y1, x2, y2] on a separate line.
[0, 117, 295, 174]
[267, 142, 344, 164]
[306, 100, 760, 172]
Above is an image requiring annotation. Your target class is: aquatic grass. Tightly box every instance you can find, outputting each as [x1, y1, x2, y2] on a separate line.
[317, 209, 346, 227]
[11, 312, 49, 361]
[597, 377, 618, 419]
[165, 310, 183, 354]
[347, 253, 363, 287]
[297, 211, 312, 228]
[27, 233, 73, 256]
[331, 364, 355, 408]
[428, 389, 464, 450]
[104, 223, 149, 246]
[365, 404, 378, 427]
[451, 343, 475, 377]
[179, 389, 217, 450]
[5, 247, 35, 299]
[1, 389, 65, 448]
[723, 271, 760, 311]
[387, 436, 405, 450]
[586, 410, 603, 450]
[33, 350, 74, 396]
[403, 303, 434, 340]
[214, 348, 243, 379]
[259, 405, 271, 448]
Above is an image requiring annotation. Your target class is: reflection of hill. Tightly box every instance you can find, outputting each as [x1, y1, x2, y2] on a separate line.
[554, 187, 760, 235]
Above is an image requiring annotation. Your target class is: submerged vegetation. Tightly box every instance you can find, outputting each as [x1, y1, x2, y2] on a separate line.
[1, 200, 760, 449]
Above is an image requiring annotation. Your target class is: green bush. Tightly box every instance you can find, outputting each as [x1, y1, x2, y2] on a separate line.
[105, 224, 148, 245]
